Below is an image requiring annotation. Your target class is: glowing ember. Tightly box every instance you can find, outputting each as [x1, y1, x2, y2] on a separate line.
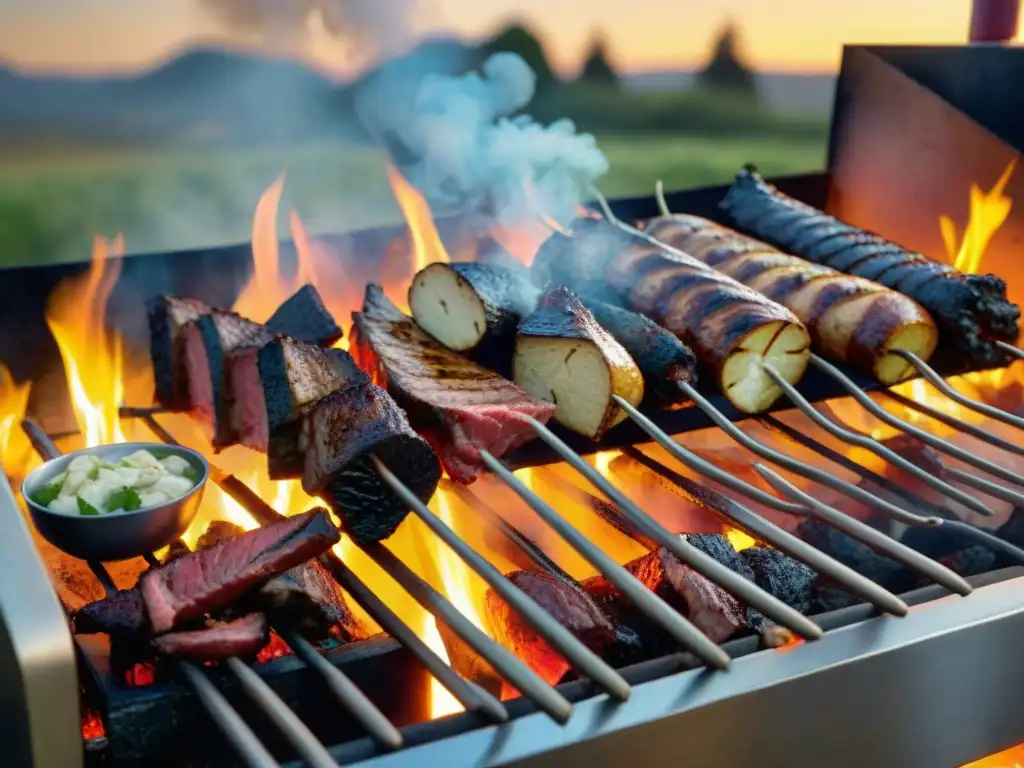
[81, 708, 105, 740]
[45, 235, 127, 448]
[386, 162, 450, 277]
[724, 528, 758, 552]
[0, 363, 31, 475]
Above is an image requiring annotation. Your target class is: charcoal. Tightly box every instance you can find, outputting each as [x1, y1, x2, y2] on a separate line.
[997, 506, 1024, 548]
[265, 285, 343, 346]
[740, 547, 815, 614]
[810, 583, 864, 614]
[684, 534, 755, 581]
[938, 546, 997, 579]
[796, 519, 911, 592]
[900, 524, 983, 560]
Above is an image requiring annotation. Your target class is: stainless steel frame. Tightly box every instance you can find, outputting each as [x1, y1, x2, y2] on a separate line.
[0, 473, 81, 768]
[349, 573, 1024, 768]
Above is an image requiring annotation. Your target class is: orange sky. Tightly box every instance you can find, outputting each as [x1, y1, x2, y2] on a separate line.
[0, 0, 1007, 76]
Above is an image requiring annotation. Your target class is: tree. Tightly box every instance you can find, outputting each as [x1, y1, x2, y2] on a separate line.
[696, 23, 757, 99]
[578, 35, 618, 87]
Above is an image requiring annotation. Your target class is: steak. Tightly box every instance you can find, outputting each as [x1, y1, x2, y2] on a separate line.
[264, 285, 342, 346]
[140, 508, 341, 634]
[198, 521, 367, 641]
[148, 296, 208, 409]
[300, 379, 441, 543]
[71, 587, 147, 637]
[152, 613, 270, 661]
[350, 284, 555, 483]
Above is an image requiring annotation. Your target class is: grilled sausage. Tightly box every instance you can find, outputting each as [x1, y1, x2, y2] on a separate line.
[532, 219, 810, 414]
[644, 212, 939, 384]
[719, 166, 1021, 369]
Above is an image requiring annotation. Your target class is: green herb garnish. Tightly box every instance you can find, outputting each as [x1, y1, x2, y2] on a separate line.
[107, 487, 142, 512]
[183, 466, 200, 483]
[87, 466, 100, 480]
[149, 450, 175, 460]
[32, 481, 63, 506]
[77, 497, 101, 516]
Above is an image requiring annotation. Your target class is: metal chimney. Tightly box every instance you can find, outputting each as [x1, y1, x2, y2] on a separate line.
[971, 0, 1021, 41]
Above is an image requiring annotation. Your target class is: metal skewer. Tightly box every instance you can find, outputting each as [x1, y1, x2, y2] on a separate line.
[673, 379, 929, 523]
[996, 340, 1024, 361]
[373, 457, 631, 702]
[894, 350, 1024, 432]
[524, 416, 825, 637]
[358, 541, 575, 723]
[130, 410, 508, 724]
[810, 354, 1024, 488]
[479, 448, 734, 669]
[761, 365, 997, 517]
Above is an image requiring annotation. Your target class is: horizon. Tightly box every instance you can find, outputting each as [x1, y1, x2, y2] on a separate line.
[0, 0, 1012, 78]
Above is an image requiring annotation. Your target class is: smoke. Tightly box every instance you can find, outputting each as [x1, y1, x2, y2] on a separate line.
[199, 0, 416, 57]
[355, 52, 609, 228]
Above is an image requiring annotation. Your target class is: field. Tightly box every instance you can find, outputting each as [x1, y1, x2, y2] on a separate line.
[0, 133, 827, 268]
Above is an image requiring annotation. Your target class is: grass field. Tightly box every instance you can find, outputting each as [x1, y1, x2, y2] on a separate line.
[0, 133, 826, 267]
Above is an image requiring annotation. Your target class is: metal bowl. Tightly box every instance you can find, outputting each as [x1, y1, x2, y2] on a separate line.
[20, 442, 209, 562]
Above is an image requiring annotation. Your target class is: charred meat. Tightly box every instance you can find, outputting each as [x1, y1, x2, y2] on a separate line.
[644, 212, 938, 384]
[265, 285, 342, 346]
[531, 219, 810, 414]
[719, 167, 1021, 369]
[141, 508, 341, 634]
[409, 261, 540, 372]
[300, 379, 441, 543]
[72, 587, 147, 638]
[514, 287, 644, 440]
[152, 613, 270, 661]
[582, 297, 698, 408]
[148, 296, 208, 409]
[350, 285, 555, 483]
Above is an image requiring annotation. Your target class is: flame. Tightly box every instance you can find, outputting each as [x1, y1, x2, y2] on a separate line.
[724, 528, 758, 552]
[962, 743, 1024, 767]
[940, 159, 1016, 275]
[0, 364, 32, 475]
[46, 235, 127, 448]
[386, 162, 450, 275]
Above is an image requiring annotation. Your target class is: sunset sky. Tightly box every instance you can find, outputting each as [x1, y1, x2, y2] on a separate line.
[0, 0, 1005, 76]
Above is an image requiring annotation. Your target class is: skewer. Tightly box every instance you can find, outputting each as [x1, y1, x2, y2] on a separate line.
[753, 465, 973, 596]
[940, 465, 1024, 508]
[608, 407, 917, 612]
[357, 541, 575, 724]
[810, 354, 1024, 488]
[373, 457, 631, 702]
[760, 365, 996, 517]
[525, 416, 825, 637]
[673, 379, 928, 523]
[132, 411, 507, 723]
[894, 350, 1024, 432]
[479, 448, 735, 668]
[996, 340, 1024, 361]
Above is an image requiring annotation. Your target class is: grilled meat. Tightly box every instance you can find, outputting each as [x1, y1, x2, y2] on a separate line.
[720, 167, 1021, 369]
[71, 587, 147, 637]
[644, 212, 939, 384]
[141, 508, 340, 634]
[148, 297, 208, 409]
[409, 262, 540, 372]
[265, 285, 342, 346]
[299, 380, 441, 543]
[198, 520, 367, 641]
[514, 287, 644, 439]
[152, 613, 269, 661]
[350, 284, 555, 483]
[531, 219, 811, 414]
[582, 297, 698, 408]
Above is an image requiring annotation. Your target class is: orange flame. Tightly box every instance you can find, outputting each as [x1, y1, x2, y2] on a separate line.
[940, 159, 1016, 275]
[0, 363, 31, 475]
[961, 743, 1024, 767]
[386, 163, 450, 275]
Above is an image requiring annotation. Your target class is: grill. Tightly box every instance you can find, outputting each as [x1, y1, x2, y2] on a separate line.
[4, 33, 1024, 768]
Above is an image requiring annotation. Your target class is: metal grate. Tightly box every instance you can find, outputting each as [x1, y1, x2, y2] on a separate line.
[18, 343, 1024, 766]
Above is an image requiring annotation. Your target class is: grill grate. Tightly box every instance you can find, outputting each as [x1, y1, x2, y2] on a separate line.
[18, 343, 1024, 765]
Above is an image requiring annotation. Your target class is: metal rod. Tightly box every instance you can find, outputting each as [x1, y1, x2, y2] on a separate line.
[996, 340, 1024, 360]
[177, 661, 282, 768]
[610, 405, 912, 614]
[525, 416, 824, 638]
[225, 657, 340, 768]
[811, 354, 1024, 487]
[358, 541, 575, 723]
[373, 457, 631, 702]
[21, 418, 60, 461]
[942, 465, 1024, 508]
[280, 629, 403, 751]
[761, 365, 996, 517]
[880, 387, 1024, 456]
[478, 448, 734, 669]
[754, 465, 973, 596]
[938, 518, 1024, 566]
[674, 380, 928, 524]
[894, 350, 1024, 432]
[131, 410, 508, 723]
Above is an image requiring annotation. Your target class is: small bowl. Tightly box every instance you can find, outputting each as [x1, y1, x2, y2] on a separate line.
[21, 442, 209, 562]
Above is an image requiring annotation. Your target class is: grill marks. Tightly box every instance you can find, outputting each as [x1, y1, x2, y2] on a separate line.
[720, 167, 1021, 369]
[645, 212, 939, 385]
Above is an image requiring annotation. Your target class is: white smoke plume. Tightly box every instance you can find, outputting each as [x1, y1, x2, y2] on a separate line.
[199, 0, 416, 58]
[356, 52, 610, 228]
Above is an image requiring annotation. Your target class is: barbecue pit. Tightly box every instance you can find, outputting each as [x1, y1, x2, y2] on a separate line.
[3, 35, 1024, 768]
